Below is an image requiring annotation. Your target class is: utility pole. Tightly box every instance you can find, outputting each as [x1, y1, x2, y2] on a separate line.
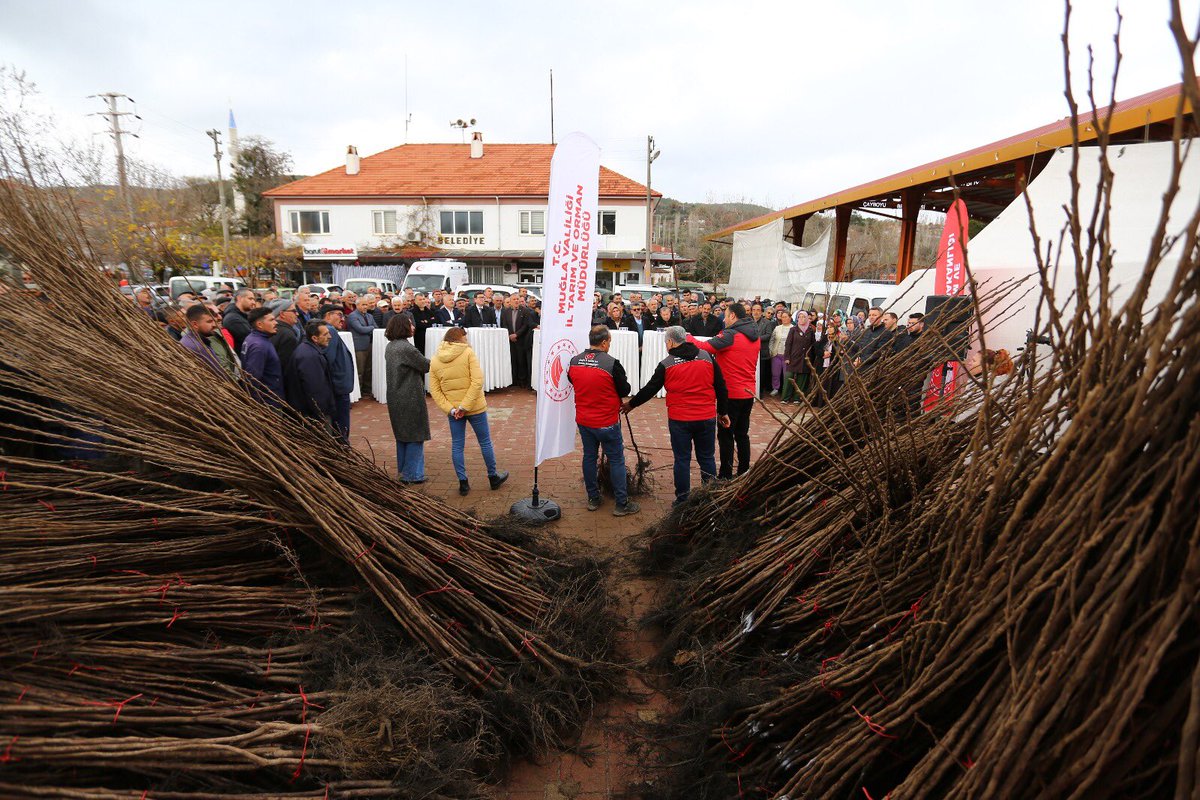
[644, 135, 660, 274]
[90, 93, 136, 221]
[206, 129, 231, 278]
[89, 92, 141, 281]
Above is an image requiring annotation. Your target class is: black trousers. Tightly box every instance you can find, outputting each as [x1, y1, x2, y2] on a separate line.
[511, 335, 533, 388]
[759, 357, 773, 395]
[718, 398, 754, 478]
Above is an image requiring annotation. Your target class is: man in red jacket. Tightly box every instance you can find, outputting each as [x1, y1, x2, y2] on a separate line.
[625, 326, 730, 506]
[568, 326, 639, 516]
[692, 302, 759, 479]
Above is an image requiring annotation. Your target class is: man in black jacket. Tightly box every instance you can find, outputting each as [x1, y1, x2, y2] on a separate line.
[284, 320, 337, 430]
[858, 311, 900, 369]
[851, 307, 885, 367]
[410, 293, 439, 354]
[892, 312, 924, 354]
[435, 293, 458, 326]
[463, 293, 498, 327]
[500, 295, 534, 388]
[268, 299, 303, 371]
[685, 302, 724, 337]
[591, 294, 609, 326]
[222, 288, 258, 354]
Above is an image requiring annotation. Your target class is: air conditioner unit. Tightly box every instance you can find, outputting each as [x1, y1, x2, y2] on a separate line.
[503, 263, 517, 273]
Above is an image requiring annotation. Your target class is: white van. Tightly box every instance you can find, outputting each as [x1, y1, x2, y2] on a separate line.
[881, 269, 937, 318]
[797, 279, 894, 319]
[402, 260, 469, 295]
[343, 278, 400, 296]
[169, 275, 246, 298]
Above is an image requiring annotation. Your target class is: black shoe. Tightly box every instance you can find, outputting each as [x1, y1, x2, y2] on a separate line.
[587, 496, 601, 511]
[459, 480, 470, 496]
[488, 471, 509, 490]
[613, 501, 641, 517]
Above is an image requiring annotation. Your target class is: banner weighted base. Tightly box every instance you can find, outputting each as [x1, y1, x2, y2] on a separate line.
[510, 496, 562, 524]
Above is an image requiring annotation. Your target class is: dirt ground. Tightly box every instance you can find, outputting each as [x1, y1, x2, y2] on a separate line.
[351, 388, 783, 798]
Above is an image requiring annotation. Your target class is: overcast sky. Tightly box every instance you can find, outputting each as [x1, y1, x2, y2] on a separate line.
[2, 0, 1196, 208]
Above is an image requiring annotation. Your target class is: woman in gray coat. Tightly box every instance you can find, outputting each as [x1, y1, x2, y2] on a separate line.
[384, 315, 431, 483]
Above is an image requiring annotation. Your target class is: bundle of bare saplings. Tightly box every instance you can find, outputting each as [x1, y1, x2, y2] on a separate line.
[630, 66, 1200, 800]
[0, 172, 622, 794]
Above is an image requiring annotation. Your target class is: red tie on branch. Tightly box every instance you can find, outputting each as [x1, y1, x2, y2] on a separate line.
[471, 662, 496, 689]
[83, 692, 143, 723]
[414, 580, 475, 600]
[852, 705, 897, 739]
[291, 725, 312, 782]
[297, 684, 324, 723]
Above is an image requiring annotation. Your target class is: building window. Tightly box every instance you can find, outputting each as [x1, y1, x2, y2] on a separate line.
[598, 211, 617, 235]
[440, 210, 483, 235]
[469, 264, 504, 284]
[372, 210, 398, 235]
[289, 210, 330, 235]
[519, 210, 545, 235]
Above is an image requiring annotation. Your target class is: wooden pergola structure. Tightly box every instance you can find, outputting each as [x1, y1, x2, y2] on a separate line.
[706, 81, 1197, 282]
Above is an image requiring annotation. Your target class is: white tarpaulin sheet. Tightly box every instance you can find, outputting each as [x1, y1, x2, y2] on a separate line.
[968, 141, 1200, 354]
[727, 218, 829, 302]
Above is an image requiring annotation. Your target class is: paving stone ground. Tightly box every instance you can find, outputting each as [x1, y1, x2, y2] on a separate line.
[350, 388, 787, 798]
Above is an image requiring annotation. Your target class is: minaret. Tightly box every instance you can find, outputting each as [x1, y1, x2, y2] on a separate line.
[227, 108, 246, 217]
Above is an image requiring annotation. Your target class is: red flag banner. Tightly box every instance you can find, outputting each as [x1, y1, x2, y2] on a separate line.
[925, 199, 970, 410]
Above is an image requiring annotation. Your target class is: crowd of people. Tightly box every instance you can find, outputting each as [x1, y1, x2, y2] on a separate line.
[141, 281, 1010, 511]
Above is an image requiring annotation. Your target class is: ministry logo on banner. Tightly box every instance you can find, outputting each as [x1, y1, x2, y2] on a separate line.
[535, 133, 601, 466]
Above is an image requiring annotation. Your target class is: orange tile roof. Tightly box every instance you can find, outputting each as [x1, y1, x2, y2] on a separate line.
[264, 143, 656, 199]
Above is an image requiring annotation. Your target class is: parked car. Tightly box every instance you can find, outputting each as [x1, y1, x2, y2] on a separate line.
[120, 283, 170, 305]
[304, 283, 343, 298]
[796, 279, 893, 319]
[168, 275, 246, 299]
[343, 278, 400, 296]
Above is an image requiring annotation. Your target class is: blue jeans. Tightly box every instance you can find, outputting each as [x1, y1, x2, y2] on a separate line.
[578, 422, 628, 506]
[668, 417, 717, 504]
[449, 412, 498, 481]
[395, 440, 425, 481]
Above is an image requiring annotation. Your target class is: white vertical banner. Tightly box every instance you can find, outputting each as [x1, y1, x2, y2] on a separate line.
[535, 132, 600, 467]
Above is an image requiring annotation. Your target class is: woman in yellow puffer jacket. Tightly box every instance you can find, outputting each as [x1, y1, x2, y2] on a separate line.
[429, 327, 509, 496]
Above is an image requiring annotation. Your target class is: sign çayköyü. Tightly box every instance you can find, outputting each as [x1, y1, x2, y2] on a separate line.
[534, 132, 600, 467]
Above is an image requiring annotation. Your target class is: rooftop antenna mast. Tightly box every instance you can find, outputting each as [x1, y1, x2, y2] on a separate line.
[549, 68, 555, 144]
[404, 54, 411, 143]
[449, 118, 476, 143]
